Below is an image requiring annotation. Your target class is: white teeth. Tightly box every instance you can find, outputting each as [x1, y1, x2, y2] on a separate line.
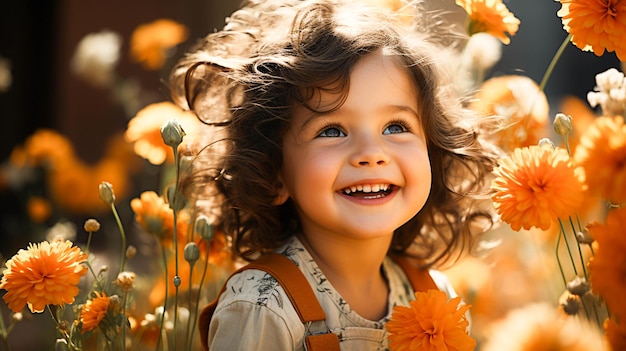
[342, 184, 390, 194]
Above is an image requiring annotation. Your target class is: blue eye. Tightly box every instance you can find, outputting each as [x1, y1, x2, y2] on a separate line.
[318, 126, 345, 137]
[383, 123, 408, 134]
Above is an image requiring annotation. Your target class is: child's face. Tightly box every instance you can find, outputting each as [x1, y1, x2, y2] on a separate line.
[277, 50, 432, 242]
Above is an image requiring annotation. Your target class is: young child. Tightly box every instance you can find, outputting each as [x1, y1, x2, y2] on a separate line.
[170, 0, 497, 349]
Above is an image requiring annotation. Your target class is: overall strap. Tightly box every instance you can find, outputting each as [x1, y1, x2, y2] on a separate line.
[390, 254, 439, 292]
[198, 253, 340, 351]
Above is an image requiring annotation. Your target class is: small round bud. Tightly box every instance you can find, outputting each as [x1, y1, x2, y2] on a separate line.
[12, 312, 23, 323]
[166, 185, 186, 211]
[98, 181, 116, 205]
[567, 276, 590, 296]
[160, 119, 186, 147]
[553, 113, 573, 137]
[560, 293, 581, 316]
[116, 271, 136, 292]
[538, 138, 555, 150]
[125, 245, 137, 259]
[195, 215, 214, 242]
[173, 275, 181, 287]
[576, 230, 594, 245]
[83, 218, 101, 233]
[184, 242, 200, 265]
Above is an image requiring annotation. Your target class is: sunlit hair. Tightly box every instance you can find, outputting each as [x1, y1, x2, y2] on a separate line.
[170, 0, 498, 266]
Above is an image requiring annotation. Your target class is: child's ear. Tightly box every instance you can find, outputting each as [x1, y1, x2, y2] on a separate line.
[273, 177, 289, 205]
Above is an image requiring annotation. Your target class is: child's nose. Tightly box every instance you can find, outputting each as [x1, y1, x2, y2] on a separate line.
[349, 136, 390, 167]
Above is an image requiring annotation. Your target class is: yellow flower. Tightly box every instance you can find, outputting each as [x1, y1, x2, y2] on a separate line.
[130, 19, 188, 70]
[80, 291, 111, 334]
[125, 102, 201, 165]
[481, 303, 607, 351]
[469, 75, 549, 152]
[455, 0, 520, 44]
[491, 145, 586, 231]
[0, 240, 88, 313]
[574, 116, 626, 205]
[556, 0, 626, 61]
[130, 191, 174, 238]
[386, 289, 474, 351]
[588, 206, 626, 323]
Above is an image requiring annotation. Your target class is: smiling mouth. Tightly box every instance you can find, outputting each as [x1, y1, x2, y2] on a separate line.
[341, 184, 394, 198]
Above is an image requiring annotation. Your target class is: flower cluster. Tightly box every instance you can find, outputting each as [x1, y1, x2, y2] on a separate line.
[0, 18, 232, 351]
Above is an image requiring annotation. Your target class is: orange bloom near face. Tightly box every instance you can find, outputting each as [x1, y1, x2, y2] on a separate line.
[490, 146, 586, 231]
[386, 289, 475, 351]
[0, 240, 88, 313]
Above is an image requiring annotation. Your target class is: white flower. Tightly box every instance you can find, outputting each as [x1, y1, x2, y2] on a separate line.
[587, 68, 626, 117]
[70, 30, 122, 87]
[0, 56, 12, 93]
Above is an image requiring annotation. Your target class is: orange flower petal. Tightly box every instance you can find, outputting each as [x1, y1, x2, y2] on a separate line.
[0, 240, 88, 313]
[456, 0, 520, 44]
[80, 291, 111, 334]
[556, 0, 626, 61]
[491, 146, 586, 231]
[387, 289, 475, 351]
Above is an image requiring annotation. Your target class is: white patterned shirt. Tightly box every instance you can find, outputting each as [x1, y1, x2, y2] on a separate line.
[206, 236, 456, 350]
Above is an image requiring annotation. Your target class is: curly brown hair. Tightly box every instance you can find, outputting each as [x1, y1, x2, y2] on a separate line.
[170, 0, 498, 266]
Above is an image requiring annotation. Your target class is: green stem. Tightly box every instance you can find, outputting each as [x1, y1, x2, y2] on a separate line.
[188, 248, 211, 351]
[568, 216, 588, 280]
[555, 230, 567, 286]
[156, 244, 169, 351]
[171, 147, 181, 350]
[85, 232, 93, 255]
[110, 203, 127, 274]
[538, 34, 572, 93]
[558, 219, 578, 277]
[121, 293, 128, 351]
[185, 262, 195, 351]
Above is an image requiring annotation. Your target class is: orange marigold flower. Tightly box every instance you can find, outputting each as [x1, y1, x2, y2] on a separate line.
[455, 0, 520, 44]
[574, 116, 626, 205]
[130, 19, 188, 70]
[125, 101, 202, 165]
[80, 291, 111, 334]
[0, 240, 88, 313]
[605, 318, 626, 351]
[491, 145, 586, 231]
[588, 206, 626, 322]
[556, 0, 626, 61]
[386, 289, 475, 351]
[130, 191, 174, 238]
[469, 75, 550, 152]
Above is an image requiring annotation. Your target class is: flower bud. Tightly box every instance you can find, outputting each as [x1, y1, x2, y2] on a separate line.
[553, 113, 573, 137]
[83, 219, 101, 233]
[166, 185, 186, 211]
[567, 276, 590, 296]
[560, 293, 581, 316]
[184, 242, 200, 265]
[173, 275, 181, 287]
[160, 119, 186, 147]
[195, 215, 214, 242]
[125, 245, 137, 259]
[98, 181, 116, 205]
[538, 138, 555, 150]
[115, 271, 136, 292]
[576, 230, 594, 245]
